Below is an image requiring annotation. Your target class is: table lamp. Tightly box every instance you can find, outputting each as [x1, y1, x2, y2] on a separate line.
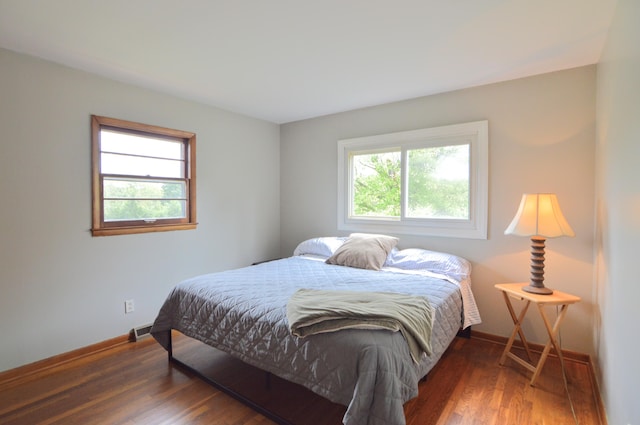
[504, 193, 575, 295]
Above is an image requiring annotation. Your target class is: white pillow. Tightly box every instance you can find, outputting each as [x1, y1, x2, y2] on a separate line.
[385, 247, 471, 281]
[293, 236, 348, 258]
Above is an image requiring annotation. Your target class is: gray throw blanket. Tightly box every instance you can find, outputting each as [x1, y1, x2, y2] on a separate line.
[287, 288, 434, 363]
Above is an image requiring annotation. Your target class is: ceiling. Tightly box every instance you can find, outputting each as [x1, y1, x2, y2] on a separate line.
[0, 1, 617, 124]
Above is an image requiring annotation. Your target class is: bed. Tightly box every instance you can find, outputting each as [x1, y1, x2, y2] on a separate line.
[151, 234, 481, 425]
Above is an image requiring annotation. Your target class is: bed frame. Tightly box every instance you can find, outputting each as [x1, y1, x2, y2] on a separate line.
[164, 327, 471, 424]
[165, 330, 295, 425]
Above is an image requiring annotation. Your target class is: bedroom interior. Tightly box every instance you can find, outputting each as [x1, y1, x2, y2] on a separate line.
[0, 1, 638, 424]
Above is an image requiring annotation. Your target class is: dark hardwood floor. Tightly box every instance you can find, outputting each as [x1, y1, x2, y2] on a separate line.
[0, 332, 602, 425]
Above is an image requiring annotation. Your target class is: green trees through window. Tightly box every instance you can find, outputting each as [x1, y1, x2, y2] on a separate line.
[407, 145, 469, 219]
[103, 178, 186, 221]
[351, 145, 469, 220]
[353, 152, 401, 217]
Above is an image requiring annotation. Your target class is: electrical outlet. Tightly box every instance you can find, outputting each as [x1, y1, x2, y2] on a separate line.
[124, 299, 135, 314]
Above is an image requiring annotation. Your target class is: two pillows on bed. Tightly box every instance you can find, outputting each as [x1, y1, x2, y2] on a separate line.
[294, 234, 471, 281]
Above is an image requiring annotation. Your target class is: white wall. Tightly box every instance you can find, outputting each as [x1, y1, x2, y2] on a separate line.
[281, 66, 596, 354]
[0, 49, 281, 372]
[595, 1, 640, 424]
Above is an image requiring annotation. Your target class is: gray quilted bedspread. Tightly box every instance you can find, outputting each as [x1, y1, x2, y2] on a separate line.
[151, 256, 463, 425]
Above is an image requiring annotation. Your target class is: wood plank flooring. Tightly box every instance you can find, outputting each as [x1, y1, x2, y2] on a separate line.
[0, 332, 602, 425]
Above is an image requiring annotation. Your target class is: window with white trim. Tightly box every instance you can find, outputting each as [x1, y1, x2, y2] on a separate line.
[91, 115, 197, 236]
[337, 121, 488, 239]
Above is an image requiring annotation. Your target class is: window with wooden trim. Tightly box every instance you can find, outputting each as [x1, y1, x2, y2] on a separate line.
[91, 115, 197, 236]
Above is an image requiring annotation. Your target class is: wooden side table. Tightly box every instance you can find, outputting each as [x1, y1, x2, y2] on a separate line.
[494, 282, 581, 386]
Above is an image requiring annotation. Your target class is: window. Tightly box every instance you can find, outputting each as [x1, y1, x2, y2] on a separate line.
[337, 121, 488, 239]
[91, 115, 196, 236]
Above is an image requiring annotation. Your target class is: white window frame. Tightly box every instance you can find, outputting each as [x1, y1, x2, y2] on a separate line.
[337, 120, 488, 239]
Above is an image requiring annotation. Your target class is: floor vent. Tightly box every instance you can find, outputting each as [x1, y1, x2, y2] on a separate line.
[130, 324, 153, 342]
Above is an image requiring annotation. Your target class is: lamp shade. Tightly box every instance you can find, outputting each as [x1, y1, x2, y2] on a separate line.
[504, 193, 575, 238]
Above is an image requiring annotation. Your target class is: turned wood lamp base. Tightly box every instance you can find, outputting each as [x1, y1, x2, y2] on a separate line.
[522, 236, 553, 295]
